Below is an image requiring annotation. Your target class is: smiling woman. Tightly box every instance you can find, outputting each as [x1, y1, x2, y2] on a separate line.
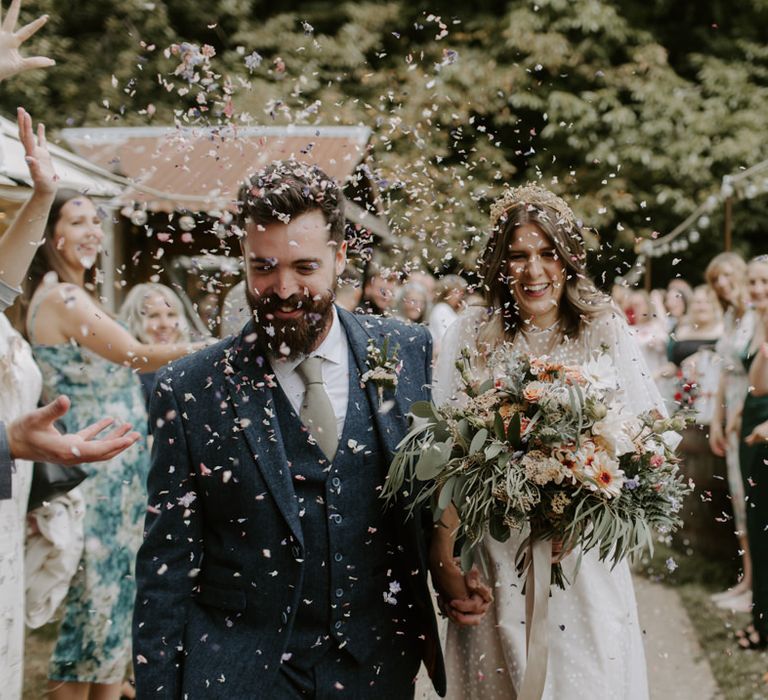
[478, 186, 611, 346]
[17, 190, 204, 700]
[431, 183, 663, 700]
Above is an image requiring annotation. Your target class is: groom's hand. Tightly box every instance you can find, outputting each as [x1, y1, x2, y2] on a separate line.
[443, 566, 493, 627]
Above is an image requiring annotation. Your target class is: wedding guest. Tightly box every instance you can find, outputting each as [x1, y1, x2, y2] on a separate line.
[119, 282, 191, 410]
[0, 110, 137, 699]
[21, 189, 202, 700]
[660, 285, 723, 421]
[407, 269, 437, 300]
[626, 290, 670, 402]
[196, 290, 220, 334]
[360, 264, 398, 315]
[428, 274, 467, 347]
[334, 265, 364, 312]
[431, 183, 661, 698]
[735, 256, 768, 648]
[0, 104, 58, 700]
[706, 251, 756, 611]
[664, 279, 693, 331]
[396, 280, 430, 324]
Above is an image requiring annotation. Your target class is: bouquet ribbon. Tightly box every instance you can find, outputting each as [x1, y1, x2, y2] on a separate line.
[518, 538, 551, 700]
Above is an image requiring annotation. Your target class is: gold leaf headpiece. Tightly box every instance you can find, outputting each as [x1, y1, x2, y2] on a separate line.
[489, 183, 579, 232]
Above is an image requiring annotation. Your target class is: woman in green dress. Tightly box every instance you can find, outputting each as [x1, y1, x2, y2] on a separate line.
[736, 255, 768, 649]
[22, 190, 203, 700]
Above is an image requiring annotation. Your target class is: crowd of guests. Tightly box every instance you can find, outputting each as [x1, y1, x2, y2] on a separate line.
[3, 168, 768, 695]
[1, 2, 768, 696]
[612, 255, 768, 648]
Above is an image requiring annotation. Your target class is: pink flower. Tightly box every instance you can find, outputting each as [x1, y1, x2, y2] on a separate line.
[650, 454, 664, 468]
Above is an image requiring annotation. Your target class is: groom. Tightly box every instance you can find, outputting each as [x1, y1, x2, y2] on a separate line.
[133, 161, 468, 698]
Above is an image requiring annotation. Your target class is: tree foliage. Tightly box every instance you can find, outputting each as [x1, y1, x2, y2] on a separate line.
[5, 0, 768, 284]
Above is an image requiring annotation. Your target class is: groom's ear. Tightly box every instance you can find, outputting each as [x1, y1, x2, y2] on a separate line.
[334, 240, 348, 277]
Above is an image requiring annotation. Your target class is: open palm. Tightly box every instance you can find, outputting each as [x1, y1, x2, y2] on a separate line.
[0, 0, 54, 82]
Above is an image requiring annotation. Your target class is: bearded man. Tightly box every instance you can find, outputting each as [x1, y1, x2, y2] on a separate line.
[132, 161, 491, 699]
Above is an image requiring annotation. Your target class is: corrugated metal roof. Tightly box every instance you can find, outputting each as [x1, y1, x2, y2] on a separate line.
[61, 125, 374, 213]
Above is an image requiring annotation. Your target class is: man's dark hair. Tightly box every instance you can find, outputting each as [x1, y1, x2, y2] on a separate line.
[235, 159, 346, 243]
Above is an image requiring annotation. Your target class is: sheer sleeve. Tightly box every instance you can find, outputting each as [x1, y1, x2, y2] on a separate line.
[432, 306, 488, 407]
[585, 310, 667, 417]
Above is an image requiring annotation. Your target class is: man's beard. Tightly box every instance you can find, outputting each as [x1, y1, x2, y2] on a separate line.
[245, 286, 335, 361]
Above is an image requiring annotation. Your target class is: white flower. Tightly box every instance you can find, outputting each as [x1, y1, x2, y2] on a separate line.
[591, 405, 638, 456]
[582, 353, 619, 392]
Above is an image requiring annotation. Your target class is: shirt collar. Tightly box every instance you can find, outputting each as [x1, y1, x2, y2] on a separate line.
[270, 306, 345, 373]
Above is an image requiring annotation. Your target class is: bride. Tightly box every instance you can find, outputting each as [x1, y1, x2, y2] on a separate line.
[431, 184, 662, 699]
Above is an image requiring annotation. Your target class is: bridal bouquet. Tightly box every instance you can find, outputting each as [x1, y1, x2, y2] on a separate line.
[383, 348, 693, 588]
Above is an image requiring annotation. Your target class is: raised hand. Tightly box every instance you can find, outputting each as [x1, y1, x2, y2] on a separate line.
[0, 0, 55, 82]
[17, 106, 56, 194]
[7, 395, 141, 465]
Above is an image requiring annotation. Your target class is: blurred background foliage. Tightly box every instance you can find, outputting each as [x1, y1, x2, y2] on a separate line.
[5, 0, 768, 284]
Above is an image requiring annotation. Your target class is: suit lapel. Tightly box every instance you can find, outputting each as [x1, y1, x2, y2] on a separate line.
[337, 308, 410, 462]
[224, 321, 304, 546]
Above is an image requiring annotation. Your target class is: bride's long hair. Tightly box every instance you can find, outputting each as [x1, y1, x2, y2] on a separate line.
[478, 196, 611, 347]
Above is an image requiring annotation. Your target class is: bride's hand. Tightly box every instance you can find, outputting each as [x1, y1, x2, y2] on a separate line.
[430, 554, 470, 603]
[445, 567, 493, 627]
[431, 556, 493, 626]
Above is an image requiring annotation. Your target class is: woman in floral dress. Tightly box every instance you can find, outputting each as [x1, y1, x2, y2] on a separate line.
[22, 190, 202, 700]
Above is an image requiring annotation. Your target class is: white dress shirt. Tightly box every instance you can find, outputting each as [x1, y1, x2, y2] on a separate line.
[270, 307, 349, 439]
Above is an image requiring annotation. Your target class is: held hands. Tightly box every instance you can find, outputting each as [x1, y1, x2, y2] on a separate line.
[0, 0, 55, 82]
[7, 395, 141, 464]
[431, 556, 493, 626]
[17, 106, 56, 195]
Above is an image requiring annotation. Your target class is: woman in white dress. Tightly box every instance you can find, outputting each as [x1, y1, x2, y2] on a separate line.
[0, 107, 55, 700]
[430, 184, 664, 700]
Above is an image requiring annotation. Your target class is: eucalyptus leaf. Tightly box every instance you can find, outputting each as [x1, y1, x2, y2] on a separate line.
[438, 477, 456, 510]
[485, 442, 504, 460]
[460, 540, 475, 573]
[415, 444, 447, 481]
[470, 428, 488, 455]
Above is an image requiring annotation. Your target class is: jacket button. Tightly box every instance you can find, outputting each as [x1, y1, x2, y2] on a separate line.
[330, 513, 342, 524]
[335, 588, 343, 598]
[334, 621, 342, 630]
[334, 553, 343, 562]
[331, 477, 341, 488]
